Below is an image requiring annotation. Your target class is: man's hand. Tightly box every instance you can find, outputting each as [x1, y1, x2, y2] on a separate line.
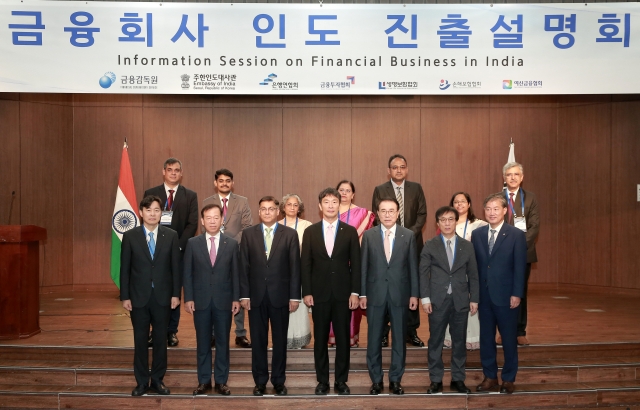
[470, 302, 478, 316]
[171, 297, 180, 309]
[241, 299, 251, 311]
[232, 301, 240, 315]
[359, 297, 367, 310]
[303, 295, 314, 307]
[289, 301, 299, 313]
[510, 296, 521, 309]
[184, 301, 195, 315]
[349, 295, 359, 310]
[422, 303, 432, 314]
[122, 300, 132, 311]
[409, 297, 418, 311]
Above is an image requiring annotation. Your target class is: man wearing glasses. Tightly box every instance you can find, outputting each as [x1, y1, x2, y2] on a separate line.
[372, 154, 427, 347]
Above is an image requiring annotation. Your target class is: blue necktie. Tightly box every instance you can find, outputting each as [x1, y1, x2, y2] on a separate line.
[148, 232, 155, 259]
[488, 229, 496, 255]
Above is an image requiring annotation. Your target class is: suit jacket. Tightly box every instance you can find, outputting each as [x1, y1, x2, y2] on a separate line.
[144, 184, 198, 252]
[419, 234, 479, 312]
[503, 188, 539, 263]
[183, 233, 240, 311]
[360, 225, 419, 307]
[471, 224, 527, 307]
[372, 180, 427, 254]
[203, 192, 253, 243]
[119, 225, 182, 308]
[301, 221, 361, 303]
[239, 224, 301, 309]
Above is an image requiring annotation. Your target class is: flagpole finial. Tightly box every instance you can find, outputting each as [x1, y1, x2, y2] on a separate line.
[124, 137, 128, 149]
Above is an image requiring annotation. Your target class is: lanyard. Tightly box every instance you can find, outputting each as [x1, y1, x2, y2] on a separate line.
[321, 219, 340, 242]
[261, 223, 278, 253]
[441, 234, 456, 264]
[505, 188, 525, 218]
[284, 217, 298, 230]
[164, 197, 174, 211]
[339, 207, 351, 224]
[462, 219, 469, 240]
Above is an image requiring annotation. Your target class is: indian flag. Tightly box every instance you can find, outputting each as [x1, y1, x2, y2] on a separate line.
[110, 142, 138, 289]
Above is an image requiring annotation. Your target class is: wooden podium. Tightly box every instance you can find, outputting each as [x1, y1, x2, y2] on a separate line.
[0, 225, 46, 339]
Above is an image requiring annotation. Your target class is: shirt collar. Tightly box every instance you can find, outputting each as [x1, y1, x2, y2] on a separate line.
[143, 225, 159, 239]
[381, 224, 397, 236]
[391, 179, 405, 190]
[205, 231, 221, 241]
[489, 221, 504, 234]
[164, 183, 179, 192]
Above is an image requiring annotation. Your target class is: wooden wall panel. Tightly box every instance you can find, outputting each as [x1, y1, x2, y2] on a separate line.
[610, 100, 640, 289]
[557, 100, 611, 286]
[72, 105, 144, 287]
[282, 108, 352, 223]
[212, 107, 283, 220]
[0, 99, 21, 225]
[489, 96, 558, 283]
[20, 100, 73, 288]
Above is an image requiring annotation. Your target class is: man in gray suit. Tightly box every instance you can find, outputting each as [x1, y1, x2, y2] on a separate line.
[203, 168, 253, 348]
[360, 197, 419, 395]
[420, 206, 479, 394]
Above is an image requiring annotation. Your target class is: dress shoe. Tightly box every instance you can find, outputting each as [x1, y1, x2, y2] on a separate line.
[476, 377, 500, 392]
[406, 334, 425, 347]
[214, 383, 231, 395]
[500, 381, 515, 394]
[450, 380, 471, 393]
[132, 384, 149, 396]
[381, 335, 389, 348]
[148, 332, 153, 347]
[496, 335, 503, 345]
[517, 336, 530, 345]
[168, 333, 179, 347]
[427, 381, 443, 394]
[235, 336, 251, 348]
[390, 381, 404, 395]
[193, 382, 212, 395]
[315, 382, 330, 395]
[150, 382, 170, 395]
[274, 384, 287, 395]
[369, 382, 383, 395]
[334, 381, 350, 395]
[253, 384, 266, 396]
[211, 336, 216, 348]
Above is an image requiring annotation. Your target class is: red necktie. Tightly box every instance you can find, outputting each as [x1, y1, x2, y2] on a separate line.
[167, 189, 175, 210]
[210, 237, 217, 266]
[222, 198, 228, 218]
[508, 192, 515, 224]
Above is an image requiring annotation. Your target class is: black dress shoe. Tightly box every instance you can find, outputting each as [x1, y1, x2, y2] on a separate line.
[406, 334, 425, 347]
[315, 382, 330, 395]
[450, 380, 471, 393]
[334, 381, 350, 395]
[235, 336, 251, 348]
[211, 336, 216, 348]
[132, 384, 149, 396]
[381, 335, 389, 347]
[369, 382, 383, 395]
[150, 382, 170, 395]
[193, 382, 212, 395]
[427, 381, 443, 394]
[253, 384, 266, 396]
[168, 333, 179, 347]
[148, 332, 153, 347]
[274, 384, 287, 395]
[215, 383, 231, 395]
[390, 381, 404, 395]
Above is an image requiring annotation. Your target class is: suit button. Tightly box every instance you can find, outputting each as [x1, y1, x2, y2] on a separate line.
[385, 279, 388, 282]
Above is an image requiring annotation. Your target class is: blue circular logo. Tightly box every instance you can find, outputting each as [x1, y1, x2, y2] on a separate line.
[99, 72, 117, 89]
[112, 209, 138, 234]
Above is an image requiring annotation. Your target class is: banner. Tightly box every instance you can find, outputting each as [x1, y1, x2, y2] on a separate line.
[1, 1, 638, 95]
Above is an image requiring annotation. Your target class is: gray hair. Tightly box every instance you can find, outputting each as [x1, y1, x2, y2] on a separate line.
[503, 161, 524, 176]
[280, 193, 305, 217]
[483, 192, 508, 208]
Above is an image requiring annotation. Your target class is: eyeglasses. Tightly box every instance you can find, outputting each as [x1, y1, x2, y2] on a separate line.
[453, 200, 468, 205]
[390, 165, 407, 171]
[379, 210, 397, 215]
[259, 207, 278, 213]
[438, 217, 456, 223]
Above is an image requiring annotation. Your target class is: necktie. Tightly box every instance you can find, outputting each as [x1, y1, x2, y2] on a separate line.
[384, 229, 391, 262]
[265, 227, 273, 257]
[508, 192, 515, 223]
[209, 237, 217, 266]
[222, 198, 228, 218]
[325, 224, 334, 256]
[396, 187, 404, 226]
[446, 240, 453, 294]
[148, 232, 155, 258]
[488, 229, 496, 255]
[167, 189, 175, 210]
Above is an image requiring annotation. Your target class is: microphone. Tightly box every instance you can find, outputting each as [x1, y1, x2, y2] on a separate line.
[6, 191, 15, 225]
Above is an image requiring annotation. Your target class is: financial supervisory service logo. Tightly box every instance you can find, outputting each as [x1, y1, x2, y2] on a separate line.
[112, 209, 138, 235]
[439, 79, 451, 90]
[99, 72, 117, 89]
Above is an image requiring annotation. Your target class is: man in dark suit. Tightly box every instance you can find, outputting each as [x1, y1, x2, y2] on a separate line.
[502, 162, 539, 346]
[471, 193, 527, 394]
[144, 157, 198, 347]
[120, 195, 181, 397]
[360, 197, 419, 395]
[420, 206, 479, 394]
[372, 154, 427, 347]
[183, 203, 240, 396]
[203, 168, 253, 348]
[239, 196, 301, 396]
[302, 188, 361, 395]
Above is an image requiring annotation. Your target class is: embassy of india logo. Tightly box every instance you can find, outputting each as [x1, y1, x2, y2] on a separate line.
[112, 209, 138, 234]
[181, 74, 190, 89]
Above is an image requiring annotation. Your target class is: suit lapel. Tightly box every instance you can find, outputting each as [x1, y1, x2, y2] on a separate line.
[197, 234, 211, 266]
[171, 185, 185, 214]
[490, 225, 509, 257]
[227, 193, 239, 217]
[435, 236, 452, 271]
[388, 227, 407, 265]
[267, 225, 283, 261]
[157, 187, 168, 208]
[384, 181, 395, 198]
[137, 228, 153, 261]
[316, 222, 330, 258]
[215, 234, 228, 267]
[371, 226, 386, 263]
[476, 225, 490, 257]
[153, 227, 166, 259]
[450, 235, 465, 271]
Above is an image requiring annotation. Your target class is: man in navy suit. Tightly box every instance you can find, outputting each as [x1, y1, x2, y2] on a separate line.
[471, 193, 527, 394]
[183, 203, 240, 396]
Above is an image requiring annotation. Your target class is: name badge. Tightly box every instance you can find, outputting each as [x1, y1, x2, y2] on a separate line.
[160, 211, 173, 226]
[514, 216, 527, 232]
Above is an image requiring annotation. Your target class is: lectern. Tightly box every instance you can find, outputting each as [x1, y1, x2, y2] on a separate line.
[0, 225, 46, 339]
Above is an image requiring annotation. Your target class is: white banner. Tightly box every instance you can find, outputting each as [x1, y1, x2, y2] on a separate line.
[1, 1, 638, 95]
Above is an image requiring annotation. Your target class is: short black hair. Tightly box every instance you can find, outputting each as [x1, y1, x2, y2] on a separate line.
[377, 197, 400, 210]
[318, 187, 340, 203]
[388, 154, 407, 168]
[215, 168, 233, 180]
[139, 195, 162, 211]
[258, 196, 279, 207]
[435, 206, 459, 222]
[201, 203, 223, 218]
[336, 180, 355, 194]
[163, 157, 182, 169]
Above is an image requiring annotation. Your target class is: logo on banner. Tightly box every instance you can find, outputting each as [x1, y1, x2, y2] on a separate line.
[347, 76, 355, 84]
[503, 79, 543, 89]
[320, 76, 354, 91]
[378, 81, 418, 90]
[259, 73, 298, 90]
[503, 80, 513, 89]
[193, 74, 237, 91]
[181, 74, 190, 89]
[439, 80, 451, 91]
[99, 72, 116, 89]
[259, 73, 278, 86]
[453, 81, 482, 89]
